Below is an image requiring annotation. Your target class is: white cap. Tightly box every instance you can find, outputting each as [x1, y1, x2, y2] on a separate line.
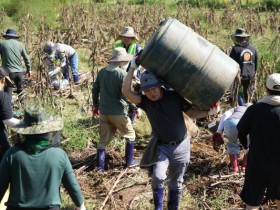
[266, 73, 280, 91]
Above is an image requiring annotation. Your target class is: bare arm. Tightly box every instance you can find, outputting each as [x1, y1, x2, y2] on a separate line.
[185, 107, 209, 119]
[122, 67, 141, 105]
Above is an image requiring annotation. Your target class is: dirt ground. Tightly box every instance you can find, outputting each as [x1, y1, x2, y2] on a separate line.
[68, 137, 278, 210]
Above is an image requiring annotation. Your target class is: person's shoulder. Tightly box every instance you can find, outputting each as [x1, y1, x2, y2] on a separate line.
[0, 90, 10, 100]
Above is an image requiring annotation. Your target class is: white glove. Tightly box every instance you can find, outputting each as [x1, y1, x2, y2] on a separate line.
[75, 203, 86, 210]
[136, 108, 142, 118]
[208, 102, 220, 116]
[130, 55, 139, 70]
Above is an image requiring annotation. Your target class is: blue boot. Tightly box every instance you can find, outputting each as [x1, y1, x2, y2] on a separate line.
[125, 140, 138, 167]
[153, 188, 164, 210]
[73, 75, 80, 84]
[63, 72, 69, 81]
[167, 189, 181, 210]
[97, 149, 105, 172]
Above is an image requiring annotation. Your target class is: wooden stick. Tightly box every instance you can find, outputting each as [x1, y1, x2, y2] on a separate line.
[99, 168, 128, 210]
[210, 180, 243, 187]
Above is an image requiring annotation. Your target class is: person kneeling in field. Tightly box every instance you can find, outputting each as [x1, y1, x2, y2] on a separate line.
[0, 104, 86, 210]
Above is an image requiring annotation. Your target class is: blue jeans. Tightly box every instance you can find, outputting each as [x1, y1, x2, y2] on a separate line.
[61, 53, 78, 76]
[224, 118, 240, 154]
[151, 137, 190, 190]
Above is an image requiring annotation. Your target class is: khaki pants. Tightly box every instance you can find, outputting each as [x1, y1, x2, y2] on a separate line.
[97, 114, 135, 149]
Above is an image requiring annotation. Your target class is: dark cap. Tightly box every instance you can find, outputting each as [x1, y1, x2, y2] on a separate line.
[140, 71, 163, 92]
[0, 67, 14, 87]
[3, 29, 20, 39]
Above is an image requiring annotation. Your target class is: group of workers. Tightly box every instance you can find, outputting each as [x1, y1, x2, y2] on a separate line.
[0, 24, 279, 210]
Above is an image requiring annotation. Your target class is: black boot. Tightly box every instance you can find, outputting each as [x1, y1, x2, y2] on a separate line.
[125, 140, 138, 167]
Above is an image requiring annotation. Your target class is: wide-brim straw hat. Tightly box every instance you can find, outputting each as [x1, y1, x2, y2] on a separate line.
[0, 67, 15, 88]
[11, 105, 64, 135]
[3, 29, 19, 38]
[108, 47, 133, 63]
[119, 26, 139, 41]
[230, 28, 250, 38]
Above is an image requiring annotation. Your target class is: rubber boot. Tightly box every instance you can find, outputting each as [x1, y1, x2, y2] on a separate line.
[125, 140, 139, 167]
[229, 154, 239, 172]
[63, 72, 69, 81]
[153, 188, 164, 210]
[97, 149, 105, 172]
[167, 189, 181, 210]
[73, 75, 80, 84]
[241, 152, 248, 172]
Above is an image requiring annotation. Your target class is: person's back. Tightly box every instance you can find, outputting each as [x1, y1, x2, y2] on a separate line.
[96, 65, 128, 115]
[239, 102, 280, 172]
[229, 28, 258, 103]
[0, 39, 30, 73]
[0, 105, 85, 210]
[2, 146, 80, 208]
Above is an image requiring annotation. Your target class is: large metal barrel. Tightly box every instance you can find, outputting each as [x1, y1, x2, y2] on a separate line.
[140, 17, 239, 109]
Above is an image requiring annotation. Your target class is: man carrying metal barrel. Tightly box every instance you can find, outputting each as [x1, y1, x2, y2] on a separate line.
[122, 55, 220, 210]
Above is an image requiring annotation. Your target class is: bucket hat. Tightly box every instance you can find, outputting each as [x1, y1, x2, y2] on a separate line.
[119, 26, 139, 40]
[108, 47, 133, 63]
[230, 28, 250, 38]
[11, 105, 64, 135]
[266, 73, 280, 91]
[43, 41, 56, 55]
[0, 67, 15, 88]
[3, 29, 19, 38]
[140, 71, 163, 92]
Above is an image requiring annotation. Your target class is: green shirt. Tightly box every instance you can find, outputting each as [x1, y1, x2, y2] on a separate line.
[92, 64, 132, 115]
[0, 147, 83, 208]
[0, 39, 31, 73]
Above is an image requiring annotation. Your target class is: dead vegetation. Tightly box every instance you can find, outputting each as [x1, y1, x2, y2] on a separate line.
[5, 2, 280, 209]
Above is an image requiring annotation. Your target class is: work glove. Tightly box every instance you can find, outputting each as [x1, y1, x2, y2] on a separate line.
[136, 108, 142, 118]
[74, 203, 86, 210]
[212, 131, 224, 151]
[130, 50, 142, 70]
[92, 107, 99, 118]
[208, 101, 220, 116]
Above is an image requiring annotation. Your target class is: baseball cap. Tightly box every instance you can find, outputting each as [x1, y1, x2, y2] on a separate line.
[266, 73, 280, 91]
[140, 71, 163, 92]
[0, 67, 14, 88]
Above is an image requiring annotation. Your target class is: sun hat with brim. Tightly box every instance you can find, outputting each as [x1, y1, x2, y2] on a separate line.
[108, 47, 133, 63]
[119, 26, 139, 40]
[11, 105, 64, 135]
[140, 71, 164, 92]
[0, 67, 14, 88]
[230, 28, 250, 38]
[266, 73, 280, 92]
[3, 29, 20, 38]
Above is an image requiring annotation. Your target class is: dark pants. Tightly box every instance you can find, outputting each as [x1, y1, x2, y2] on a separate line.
[5, 72, 24, 99]
[241, 79, 250, 103]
